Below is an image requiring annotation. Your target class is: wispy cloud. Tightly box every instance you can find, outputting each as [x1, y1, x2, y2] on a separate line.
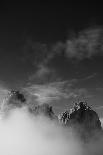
[78, 73, 97, 82]
[28, 65, 57, 84]
[83, 73, 97, 80]
[0, 84, 9, 105]
[21, 26, 103, 84]
[100, 118, 103, 128]
[19, 26, 103, 99]
[23, 80, 90, 105]
[65, 27, 103, 60]
[94, 106, 103, 110]
[23, 26, 103, 65]
[50, 26, 103, 60]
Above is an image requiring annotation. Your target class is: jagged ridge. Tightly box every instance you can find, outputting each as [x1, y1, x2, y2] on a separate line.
[0, 90, 102, 141]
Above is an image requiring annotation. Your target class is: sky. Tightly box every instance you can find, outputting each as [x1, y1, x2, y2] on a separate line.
[0, 2, 103, 116]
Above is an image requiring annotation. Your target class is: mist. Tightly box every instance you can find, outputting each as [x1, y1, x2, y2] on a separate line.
[0, 103, 102, 155]
[0, 106, 84, 155]
[0, 69, 103, 155]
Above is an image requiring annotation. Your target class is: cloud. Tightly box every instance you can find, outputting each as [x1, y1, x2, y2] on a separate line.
[71, 88, 91, 99]
[23, 26, 103, 65]
[28, 64, 57, 84]
[94, 106, 103, 110]
[21, 40, 49, 65]
[0, 84, 9, 105]
[82, 73, 97, 81]
[52, 26, 103, 60]
[0, 94, 103, 155]
[68, 27, 103, 58]
[19, 26, 103, 96]
[23, 84, 62, 104]
[21, 26, 103, 85]
[100, 118, 103, 128]
[22, 39, 58, 83]
[0, 107, 84, 155]
[23, 80, 90, 105]
[23, 82, 68, 105]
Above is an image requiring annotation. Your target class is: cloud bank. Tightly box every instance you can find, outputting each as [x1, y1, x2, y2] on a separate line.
[0, 107, 84, 155]
[0, 93, 103, 155]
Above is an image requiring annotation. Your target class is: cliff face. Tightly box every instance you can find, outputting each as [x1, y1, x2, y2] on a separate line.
[59, 102, 102, 141]
[69, 102, 101, 130]
[0, 90, 26, 113]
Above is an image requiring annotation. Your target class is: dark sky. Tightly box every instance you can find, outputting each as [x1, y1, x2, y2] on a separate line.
[0, 2, 101, 82]
[0, 2, 103, 115]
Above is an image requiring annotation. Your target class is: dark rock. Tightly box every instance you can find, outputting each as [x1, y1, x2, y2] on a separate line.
[28, 103, 57, 120]
[10, 90, 26, 103]
[58, 101, 102, 141]
[0, 90, 26, 114]
[68, 102, 102, 130]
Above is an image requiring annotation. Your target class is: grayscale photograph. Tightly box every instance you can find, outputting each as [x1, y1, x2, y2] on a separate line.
[0, 2, 103, 155]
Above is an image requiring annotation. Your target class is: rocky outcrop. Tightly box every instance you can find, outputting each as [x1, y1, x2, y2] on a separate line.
[28, 103, 57, 119]
[0, 90, 56, 120]
[0, 90, 26, 114]
[69, 102, 101, 130]
[9, 90, 26, 104]
[58, 101, 102, 141]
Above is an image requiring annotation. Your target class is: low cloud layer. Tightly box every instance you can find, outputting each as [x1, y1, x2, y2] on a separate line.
[0, 97, 103, 155]
[0, 86, 9, 106]
[0, 107, 84, 155]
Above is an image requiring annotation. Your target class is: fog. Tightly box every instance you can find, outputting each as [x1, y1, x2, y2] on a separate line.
[0, 107, 84, 155]
[0, 103, 103, 155]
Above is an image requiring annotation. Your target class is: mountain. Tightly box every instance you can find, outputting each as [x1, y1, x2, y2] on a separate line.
[0, 90, 56, 119]
[58, 101, 103, 141]
[0, 90, 26, 116]
[1, 90, 103, 141]
[28, 103, 56, 119]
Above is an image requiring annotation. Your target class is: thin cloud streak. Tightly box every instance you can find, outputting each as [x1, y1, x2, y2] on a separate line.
[23, 80, 91, 105]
